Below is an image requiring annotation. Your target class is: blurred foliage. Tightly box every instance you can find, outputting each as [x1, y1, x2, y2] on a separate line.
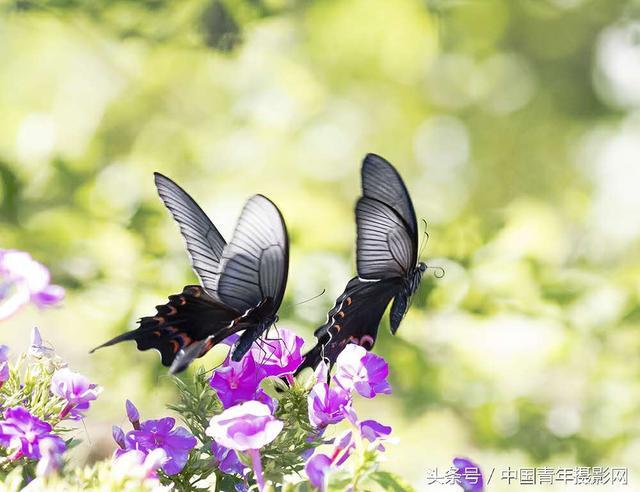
[1, 0, 640, 489]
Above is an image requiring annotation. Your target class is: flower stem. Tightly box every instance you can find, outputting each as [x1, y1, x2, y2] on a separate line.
[247, 448, 266, 492]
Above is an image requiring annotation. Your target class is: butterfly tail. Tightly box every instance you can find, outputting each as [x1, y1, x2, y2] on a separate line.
[90, 285, 237, 369]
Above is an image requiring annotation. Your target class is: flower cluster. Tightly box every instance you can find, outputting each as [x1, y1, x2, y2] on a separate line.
[0, 328, 100, 488]
[112, 400, 197, 475]
[188, 329, 395, 491]
[0, 250, 64, 320]
[301, 345, 393, 490]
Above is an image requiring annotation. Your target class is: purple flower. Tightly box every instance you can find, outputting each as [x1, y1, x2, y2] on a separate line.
[112, 425, 126, 449]
[0, 345, 9, 386]
[360, 420, 392, 451]
[249, 327, 305, 377]
[334, 344, 391, 398]
[307, 382, 351, 427]
[0, 250, 64, 320]
[453, 457, 484, 492]
[211, 441, 246, 475]
[305, 453, 332, 491]
[126, 417, 197, 475]
[50, 368, 101, 420]
[126, 399, 141, 429]
[35, 436, 64, 477]
[207, 401, 283, 492]
[210, 352, 275, 410]
[0, 406, 65, 460]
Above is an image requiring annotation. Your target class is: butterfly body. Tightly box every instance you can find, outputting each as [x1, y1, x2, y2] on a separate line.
[91, 174, 289, 374]
[389, 262, 426, 333]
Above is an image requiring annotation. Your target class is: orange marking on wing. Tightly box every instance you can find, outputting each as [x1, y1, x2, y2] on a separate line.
[179, 297, 187, 306]
[336, 311, 345, 319]
[179, 333, 192, 346]
[345, 297, 352, 306]
[334, 324, 342, 333]
[152, 330, 161, 337]
[165, 326, 178, 333]
[154, 316, 165, 323]
[167, 305, 177, 315]
[170, 340, 180, 353]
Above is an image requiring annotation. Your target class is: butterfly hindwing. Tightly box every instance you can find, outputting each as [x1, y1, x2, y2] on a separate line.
[91, 285, 238, 368]
[217, 194, 289, 314]
[296, 277, 400, 372]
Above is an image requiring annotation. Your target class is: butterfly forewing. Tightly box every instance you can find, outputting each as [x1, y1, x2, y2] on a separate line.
[217, 194, 289, 314]
[154, 173, 226, 295]
[361, 153, 418, 238]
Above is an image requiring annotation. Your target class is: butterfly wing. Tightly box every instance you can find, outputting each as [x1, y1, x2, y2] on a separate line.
[154, 173, 226, 295]
[216, 194, 289, 315]
[90, 285, 239, 369]
[296, 277, 401, 373]
[361, 153, 418, 238]
[356, 154, 418, 280]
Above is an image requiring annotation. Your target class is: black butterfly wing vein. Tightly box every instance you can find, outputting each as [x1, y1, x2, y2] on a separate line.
[154, 173, 226, 295]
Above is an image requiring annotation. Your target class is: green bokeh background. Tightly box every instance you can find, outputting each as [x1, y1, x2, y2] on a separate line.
[1, 0, 640, 489]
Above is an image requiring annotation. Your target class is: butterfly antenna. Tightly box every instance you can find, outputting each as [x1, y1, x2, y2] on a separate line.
[427, 265, 446, 279]
[295, 289, 326, 306]
[418, 218, 430, 260]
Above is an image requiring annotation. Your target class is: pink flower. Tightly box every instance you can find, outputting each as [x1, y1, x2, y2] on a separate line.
[334, 344, 391, 398]
[0, 250, 64, 320]
[248, 327, 305, 377]
[206, 401, 284, 492]
[206, 401, 283, 451]
[307, 382, 351, 428]
[50, 368, 102, 420]
[0, 407, 65, 460]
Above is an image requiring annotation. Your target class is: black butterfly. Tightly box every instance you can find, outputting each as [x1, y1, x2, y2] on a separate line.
[297, 153, 426, 372]
[91, 173, 289, 374]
